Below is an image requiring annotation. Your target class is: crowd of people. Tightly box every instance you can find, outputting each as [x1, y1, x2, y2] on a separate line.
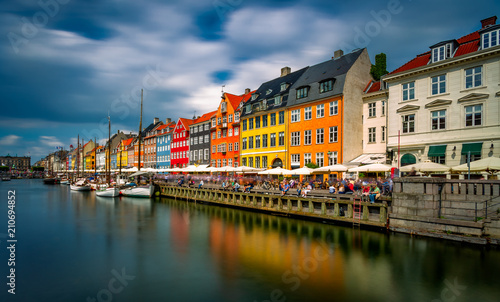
[156, 173, 393, 203]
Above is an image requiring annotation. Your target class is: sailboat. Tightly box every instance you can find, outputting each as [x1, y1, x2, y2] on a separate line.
[120, 89, 154, 198]
[96, 116, 119, 197]
[70, 136, 91, 191]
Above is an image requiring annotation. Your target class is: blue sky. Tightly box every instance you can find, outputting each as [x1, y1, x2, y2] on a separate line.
[1, 0, 499, 164]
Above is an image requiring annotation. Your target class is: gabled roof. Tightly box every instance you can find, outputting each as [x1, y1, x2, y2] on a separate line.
[193, 110, 217, 124]
[364, 80, 381, 94]
[121, 138, 134, 147]
[177, 118, 195, 130]
[225, 90, 255, 111]
[388, 27, 484, 76]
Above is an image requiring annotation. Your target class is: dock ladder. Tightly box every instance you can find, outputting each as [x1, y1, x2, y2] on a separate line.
[353, 196, 362, 227]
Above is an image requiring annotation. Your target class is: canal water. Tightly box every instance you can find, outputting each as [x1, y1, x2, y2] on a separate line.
[1, 179, 499, 302]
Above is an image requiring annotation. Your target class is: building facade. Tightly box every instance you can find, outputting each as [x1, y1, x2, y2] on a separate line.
[171, 118, 194, 168]
[0, 155, 31, 171]
[384, 16, 500, 171]
[190, 111, 216, 166]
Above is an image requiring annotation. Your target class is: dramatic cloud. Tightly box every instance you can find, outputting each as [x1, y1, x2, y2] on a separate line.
[0, 135, 21, 146]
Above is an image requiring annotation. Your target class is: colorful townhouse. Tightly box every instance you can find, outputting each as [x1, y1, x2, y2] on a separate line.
[127, 137, 136, 168]
[287, 48, 372, 175]
[134, 118, 162, 168]
[171, 118, 195, 168]
[105, 130, 133, 170]
[80, 140, 96, 171]
[156, 119, 176, 169]
[117, 138, 134, 170]
[240, 67, 308, 169]
[84, 146, 99, 171]
[383, 16, 500, 171]
[211, 90, 253, 167]
[96, 146, 105, 170]
[189, 111, 216, 166]
[143, 118, 164, 168]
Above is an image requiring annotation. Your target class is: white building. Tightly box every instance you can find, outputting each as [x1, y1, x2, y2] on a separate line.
[383, 16, 500, 174]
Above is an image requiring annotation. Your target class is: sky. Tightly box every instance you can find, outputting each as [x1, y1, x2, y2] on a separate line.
[1, 0, 499, 164]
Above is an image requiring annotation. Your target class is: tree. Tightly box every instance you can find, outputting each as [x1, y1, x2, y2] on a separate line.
[306, 163, 319, 169]
[370, 53, 388, 81]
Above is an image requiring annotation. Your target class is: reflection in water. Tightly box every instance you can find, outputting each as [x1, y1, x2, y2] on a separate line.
[2, 180, 499, 302]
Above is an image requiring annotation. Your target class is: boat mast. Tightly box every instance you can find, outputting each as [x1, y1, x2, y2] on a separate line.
[138, 89, 143, 172]
[94, 137, 97, 179]
[76, 134, 80, 179]
[108, 115, 111, 185]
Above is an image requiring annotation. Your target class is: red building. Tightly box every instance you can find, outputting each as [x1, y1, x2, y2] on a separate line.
[170, 118, 195, 168]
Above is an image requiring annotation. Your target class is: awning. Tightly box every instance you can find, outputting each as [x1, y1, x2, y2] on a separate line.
[348, 153, 386, 164]
[401, 153, 416, 166]
[428, 145, 447, 157]
[461, 142, 483, 155]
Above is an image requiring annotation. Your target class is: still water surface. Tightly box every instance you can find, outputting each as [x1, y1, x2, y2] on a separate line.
[1, 179, 499, 302]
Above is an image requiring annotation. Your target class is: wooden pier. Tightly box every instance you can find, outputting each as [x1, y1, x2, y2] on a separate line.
[157, 184, 389, 229]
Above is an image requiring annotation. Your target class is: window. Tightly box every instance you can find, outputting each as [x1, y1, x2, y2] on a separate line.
[482, 29, 499, 49]
[316, 104, 324, 118]
[278, 111, 285, 124]
[320, 79, 334, 93]
[228, 128, 233, 137]
[304, 153, 311, 165]
[242, 138, 247, 150]
[212, 145, 216, 153]
[242, 120, 247, 131]
[234, 127, 239, 135]
[465, 104, 482, 127]
[316, 128, 324, 144]
[262, 115, 268, 127]
[291, 109, 300, 122]
[255, 116, 260, 128]
[432, 43, 453, 63]
[291, 154, 300, 165]
[431, 156, 446, 165]
[262, 134, 268, 148]
[234, 142, 239, 151]
[262, 156, 268, 169]
[235, 112, 240, 122]
[329, 126, 338, 143]
[381, 101, 386, 116]
[328, 151, 338, 166]
[368, 127, 376, 143]
[316, 152, 324, 167]
[402, 82, 415, 101]
[270, 113, 276, 126]
[228, 143, 233, 151]
[270, 133, 276, 147]
[199, 150, 203, 161]
[402, 114, 415, 133]
[297, 87, 309, 99]
[465, 66, 482, 89]
[212, 119, 216, 127]
[249, 157, 253, 167]
[242, 158, 247, 166]
[228, 158, 233, 167]
[228, 114, 233, 123]
[217, 117, 221, 125]
[278, 132, 285, 146]
[304, 130, 312, 145]
[280, 83, 287, 91]
[249, 118, 254, 130]
[205, 123, 209, 131]
[222, 129, 227, 138]
[217, 159, 221, 168]
[291, 132, 300, 146]
[368, 102, 376, 117]
[248, 136, 254, 149]
[255, 135, 261, 148]
[275, 95, 281, 105]
[431, 110, 446, 130]
[431, 75, 446, 95]
[222, 159, 226, 167]
[381, 126, 386, 142]
[255, 156, 260, 168]
[329, 101, 338, 116]
[217, 130, 221, 139]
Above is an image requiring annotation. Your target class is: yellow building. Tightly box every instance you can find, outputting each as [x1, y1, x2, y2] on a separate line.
[240, 67, 308, 169]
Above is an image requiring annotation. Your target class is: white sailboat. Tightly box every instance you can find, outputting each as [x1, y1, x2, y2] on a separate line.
[96, 116, 119, 197]
[120, 89, 154, 198]
[70, 179, 91, 191]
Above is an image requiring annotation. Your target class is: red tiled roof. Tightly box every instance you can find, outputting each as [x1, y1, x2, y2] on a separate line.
[155, 124, 169, 132]
[178, 118, 195, 128]
[364, 80, 381, 93]
[194, 110, 217, 124]
[389, 28, 483, 76]
[122, 138, 134, 147]
[225, 90, 255, 110]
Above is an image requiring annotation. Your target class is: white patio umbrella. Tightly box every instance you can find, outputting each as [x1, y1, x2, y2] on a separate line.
[234, 166, 260, 173]
[258, 167, 293, 175]
[313, 164, 348, 173]
[217, 166, 238, 172]
[348, 163, 393, 172]
[181, 165, 199, 173]
[289, 166, 315, 175]
[400, 161, 450, 173]
[451, 156, 500, 172]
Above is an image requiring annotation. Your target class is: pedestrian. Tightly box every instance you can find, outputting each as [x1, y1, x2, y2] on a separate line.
[369, 183, 381, 203]
[198, 180, 204, 189]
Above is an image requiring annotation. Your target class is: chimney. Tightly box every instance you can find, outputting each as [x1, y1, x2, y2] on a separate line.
[245, 88, 251, 94]
[333, 49, 344, 59]
[165, 118, 171, 124]
[280, 67, 291, 77]
[481, 16, 497, 29]
[154, 117, 159, 124]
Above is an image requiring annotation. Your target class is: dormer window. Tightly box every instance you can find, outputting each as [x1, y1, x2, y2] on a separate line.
[274, 95, 282, 105]
[280, 83, 288, 92]
[430, 40, 457, 63]
[296, 86, 309, 99]
[319, 79, 334, 93]
[245, 104, 252, 113]
[262, 100, 267, 110]
[251, 94, 258, 101]
[266, 89, 272, 95]
[481, 27, 499, 49]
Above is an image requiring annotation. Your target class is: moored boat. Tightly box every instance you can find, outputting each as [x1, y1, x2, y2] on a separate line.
[43, 178, 57, 184]
[96, 186, 120, 197]
[120, 185, 154, 198]
[70, 179, 91, 191]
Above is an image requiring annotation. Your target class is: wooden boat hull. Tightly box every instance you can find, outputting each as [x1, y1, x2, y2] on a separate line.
[96, 187, 120, 197]
[120, 185, 154, 198]
[70, 185, 91, 191]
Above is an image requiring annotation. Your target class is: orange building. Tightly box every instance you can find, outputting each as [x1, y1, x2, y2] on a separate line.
[210, 89, 253, 167]
[287, 49, 372, 179]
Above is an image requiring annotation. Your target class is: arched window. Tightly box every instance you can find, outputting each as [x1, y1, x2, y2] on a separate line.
[401, 153, 416, 166]
[271, 158, 283, 168]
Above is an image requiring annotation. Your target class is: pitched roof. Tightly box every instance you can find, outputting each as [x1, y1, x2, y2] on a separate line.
[225, 90, 255, 110]
[178, 118, 195, 129]
[121, 138, 134, 147]
[364, 80, 381, 94]
[193, 110, 217, 124]
[388, 28, 484, 76]
[288, 48, 365, 106]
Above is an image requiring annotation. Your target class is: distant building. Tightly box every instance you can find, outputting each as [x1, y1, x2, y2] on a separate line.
[1, 155, 31, 171]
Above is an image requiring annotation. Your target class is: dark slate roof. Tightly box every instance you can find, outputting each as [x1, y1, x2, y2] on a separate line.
[287, 48, 364, 107]
[241, 67, 309, 117]
[141, 122, 161, 137]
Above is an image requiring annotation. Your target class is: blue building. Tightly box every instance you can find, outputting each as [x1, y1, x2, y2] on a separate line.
[156, 121, 175, 169]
